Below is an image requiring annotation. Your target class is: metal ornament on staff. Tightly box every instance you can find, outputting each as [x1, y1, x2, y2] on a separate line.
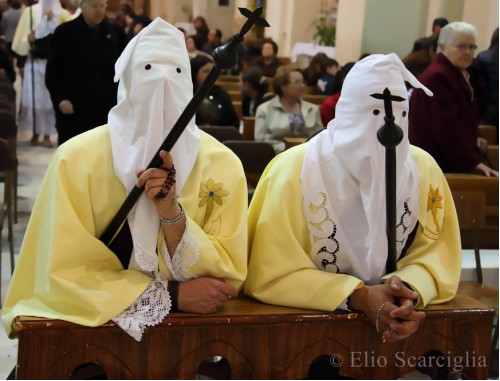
[99, 7, 269, 245]
[370, 88, 405, 274]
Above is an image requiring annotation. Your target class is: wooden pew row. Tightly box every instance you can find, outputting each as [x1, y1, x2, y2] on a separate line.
[241, 116, 255, 141]
[228, 90, 241, 102]
[479, 124, 497, 145]
[216, 81, 241, 93]
[233, 100, 242, 121]
[284, 137, 307, 150]
[303, 94, 329, 105]
[486, 145, 498, 171]
[218, 74, 239, 82]
[13, 294, 495, 379]
[445, 173, 498, 249]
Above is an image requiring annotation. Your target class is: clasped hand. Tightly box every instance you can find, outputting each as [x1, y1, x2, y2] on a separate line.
[349, 276, 425, 342]
[178, 277, 238, 314]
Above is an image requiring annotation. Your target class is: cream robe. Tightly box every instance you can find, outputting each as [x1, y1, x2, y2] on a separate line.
[12, 4, 71, 57]
[2, 126, 248, 337]
[245, 143, 461, 311]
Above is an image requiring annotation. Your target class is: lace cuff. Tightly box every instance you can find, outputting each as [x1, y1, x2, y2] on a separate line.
[112, 276, 172, 341]
[161, 220, 200, 282]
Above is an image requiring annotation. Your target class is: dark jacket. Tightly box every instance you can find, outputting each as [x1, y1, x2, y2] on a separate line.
[46, 15, 127, 145]
[196, 85, 240, 129]
[409, 53, 481, 173]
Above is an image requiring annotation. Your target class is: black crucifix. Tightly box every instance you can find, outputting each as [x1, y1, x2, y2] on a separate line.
[370, 88, 405, 273]
[99, 8, 270, 246]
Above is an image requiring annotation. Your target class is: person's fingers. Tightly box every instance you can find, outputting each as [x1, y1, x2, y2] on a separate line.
[136, 169, 145, 178]
[136, 168, 167, 188]
[389, 299, 426, 321]
[385, 278, 418, 301]
[159, 150, 174, 169]
[382, 319, 420, 342]
[218, 282, 238, 298]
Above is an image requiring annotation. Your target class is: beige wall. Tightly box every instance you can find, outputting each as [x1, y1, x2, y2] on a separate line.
[336, 0, 365, 64]
[147, 0, 498, 64]
[149, 0, 236, 41]
[463, 0, 499, 51]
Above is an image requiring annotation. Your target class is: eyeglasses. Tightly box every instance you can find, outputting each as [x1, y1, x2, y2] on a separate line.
[452, 43, 478, 51]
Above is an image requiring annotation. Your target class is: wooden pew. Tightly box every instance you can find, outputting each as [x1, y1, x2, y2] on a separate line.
[215, 81, 240, 92]
[218, 74, 239, 82]
[486, 145, 498, 171]
[224, 140, 275, 191]
[303, 94, 329, 105]
[284, 137, 307, 150]
[242, 116, 255, 141]
[13, 294, 495, 379]
[479, 125, 497, 145]
[232, 100, 242, 121]
[303, 85, 317, 95]
[228, 90, 242, 102]
[445, 173, 498, 249]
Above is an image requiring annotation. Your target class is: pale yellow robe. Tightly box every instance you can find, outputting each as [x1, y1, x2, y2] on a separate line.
[3, 126, 248, 337]
[245, 144, 461, 311]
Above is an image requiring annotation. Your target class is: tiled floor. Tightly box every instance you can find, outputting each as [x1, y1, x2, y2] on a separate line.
[0, 130, 58, 379]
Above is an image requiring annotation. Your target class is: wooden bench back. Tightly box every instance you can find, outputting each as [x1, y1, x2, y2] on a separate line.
[13, 294, 495, 380]
[445, 173, 498, 249]
[479, 124, 497, 145]
[241, 116, 255, 141]
[303, 94, 328, 105]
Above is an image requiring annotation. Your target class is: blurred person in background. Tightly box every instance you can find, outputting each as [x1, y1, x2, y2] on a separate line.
[254, 66, 324, 153]
[476, 27, 499, 130]
[409, 21, 498, 176]
[240, 66, 271, 117]
[190, 54, 240, 128]
[12, 0, 72, 147]
[250, 38, 284, 78]
[46, 0, 127, 145]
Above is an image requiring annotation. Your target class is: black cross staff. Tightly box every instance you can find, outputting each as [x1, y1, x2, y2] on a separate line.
[99, 8, 269, 246]
[370, 88, 405, 273]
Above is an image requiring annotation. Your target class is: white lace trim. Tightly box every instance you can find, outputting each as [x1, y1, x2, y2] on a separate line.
[113, 221, 200, 341]
[161, 220, 200, 282]
[132, 247, 157, 275]
[112, 275, 172, 341]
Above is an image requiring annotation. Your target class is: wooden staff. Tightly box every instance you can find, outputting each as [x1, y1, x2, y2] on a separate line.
[100, 7, 269, 245]
[28, 1, 37, 137]
[371, 88, 405, 273]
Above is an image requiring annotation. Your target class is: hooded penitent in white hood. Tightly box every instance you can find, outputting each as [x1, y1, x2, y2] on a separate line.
[301, 53, 432, 284]
[108, 17, 201, 273]
[34, 0, 63, 39]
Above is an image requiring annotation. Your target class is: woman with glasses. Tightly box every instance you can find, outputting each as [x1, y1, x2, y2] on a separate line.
[254, 65, 324, 153]
[409, 21, 498, 176]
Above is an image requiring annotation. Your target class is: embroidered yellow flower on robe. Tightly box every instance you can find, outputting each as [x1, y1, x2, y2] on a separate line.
[427, 184, 443, 233]
[199, 178, 230, 226]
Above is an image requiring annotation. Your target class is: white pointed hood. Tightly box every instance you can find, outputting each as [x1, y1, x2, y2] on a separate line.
[108, 17, 200, 273]
[34, 0, 63, 39]
[301, 53, 432, 283]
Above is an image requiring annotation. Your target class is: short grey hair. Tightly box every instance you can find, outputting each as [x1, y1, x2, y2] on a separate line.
[438, 21, 478, 46]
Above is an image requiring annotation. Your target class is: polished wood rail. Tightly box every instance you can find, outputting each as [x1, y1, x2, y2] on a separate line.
[13, 294, 495, 379]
